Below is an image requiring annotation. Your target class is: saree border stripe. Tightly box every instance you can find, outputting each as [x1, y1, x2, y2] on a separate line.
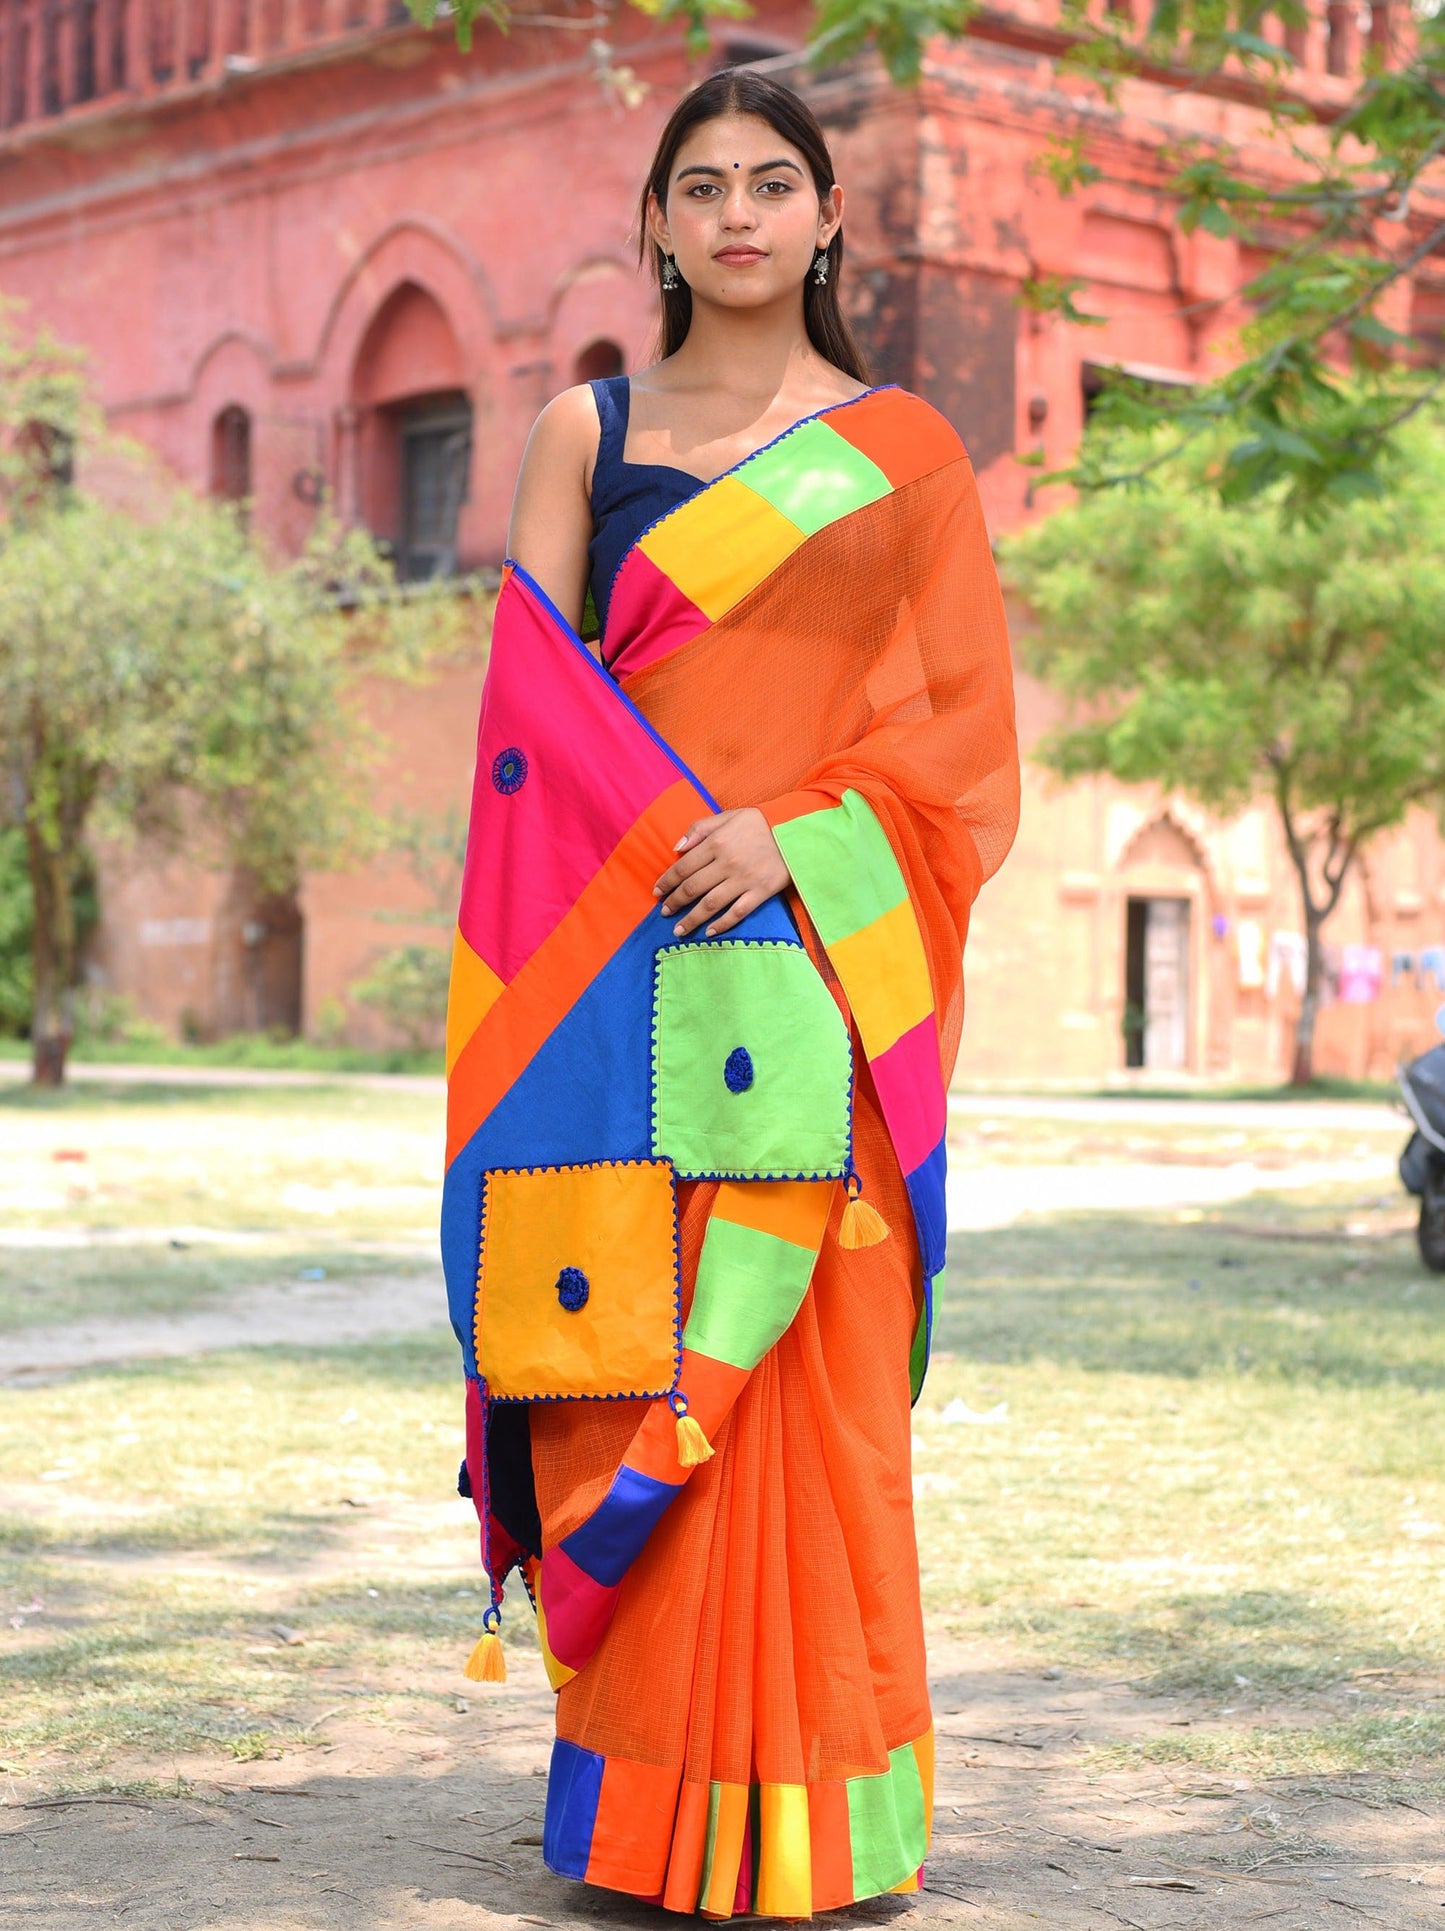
[712, 1175, 836, 1247]
[870, 1017, 948, 1177]
[756, 1783, 812, 1916]
[533, 1583, 578, 1691]
[620, 1348, 749, 1482]
[542, 1734, 935, 1917]
[538, 1543, 621, 1671]
[557, 1463, 681, 1586]
[584, 1755, 680, 1893]
[542, 1737, 605, 1877]
[446, 776, 699, 1162]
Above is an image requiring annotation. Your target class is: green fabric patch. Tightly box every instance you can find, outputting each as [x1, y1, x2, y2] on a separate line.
[652, 941, 850, 1180]
[743, 419, 892, 537]
[772, 791, 907, 949]
[908, 1303, 929, 1405]
[684, 1216, 822, 1370]
[845, 1742, 927, 1899]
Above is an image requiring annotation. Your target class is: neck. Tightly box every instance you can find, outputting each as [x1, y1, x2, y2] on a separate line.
[665, 293, 822, 402]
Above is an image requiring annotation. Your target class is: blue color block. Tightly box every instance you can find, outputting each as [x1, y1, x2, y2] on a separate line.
[560, 1463, 680, 1587]
[543, 1737, 606, 1878]
[905, 1133, 948, 1282]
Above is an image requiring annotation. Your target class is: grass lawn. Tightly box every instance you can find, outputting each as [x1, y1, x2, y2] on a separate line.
[0, 1082, 1441, 1799]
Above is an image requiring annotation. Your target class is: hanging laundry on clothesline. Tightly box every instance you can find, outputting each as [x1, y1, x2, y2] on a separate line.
[1266, 931, 1308, 999]
[1339, 944, 1384, 1005]
[1419, 945, 1445, 992]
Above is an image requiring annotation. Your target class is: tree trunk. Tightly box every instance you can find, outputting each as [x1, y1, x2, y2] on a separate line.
[26, 820, 77, 1088]
[1290, 909, 1325, 1086]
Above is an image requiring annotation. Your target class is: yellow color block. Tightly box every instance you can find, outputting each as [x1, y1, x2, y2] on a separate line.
[641, 476, 805, 621]
[476, 1160, 679, 1400]
[827, 897, 933, 1058]
[757, 1783, 812, 1917]
[912, 1727, 935, 1851]
[446, 928, 504, 1075]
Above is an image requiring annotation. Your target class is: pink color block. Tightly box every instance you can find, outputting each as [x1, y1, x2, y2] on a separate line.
[870, 1015, 947, 1177]
[539, 1543, 622, 1672]
[458, 571, 685, 978]
[605, 548, 710, 682]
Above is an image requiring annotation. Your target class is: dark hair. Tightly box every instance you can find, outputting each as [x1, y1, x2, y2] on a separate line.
[636, 69, 870, 384]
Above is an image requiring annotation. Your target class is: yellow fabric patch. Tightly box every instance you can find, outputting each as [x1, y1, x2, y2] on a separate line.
[475, 1160, 679, 1400]
[446, 929, 504, 1075]
[757, 1783, 812, 1917]
[640, 476, 805, 621]
[826, 897, 933, 1058]
[912, 1727, 936, 1851]
[702, 1783, 750, 1917]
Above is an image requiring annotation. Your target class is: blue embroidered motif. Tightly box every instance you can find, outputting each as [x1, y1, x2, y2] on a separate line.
[723, 1046, 755, 1094]
[492, 747, 528, 795]
[556, 1266, 590, 1312]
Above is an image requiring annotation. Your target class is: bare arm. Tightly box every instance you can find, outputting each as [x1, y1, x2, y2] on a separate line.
[505, 384, 599, 636]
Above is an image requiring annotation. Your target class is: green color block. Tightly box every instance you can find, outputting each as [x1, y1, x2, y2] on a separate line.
[846, 1743, 927, 1899]
[652, 940, 850, 1180]
[908, 1303, 929, 1405]
[684, 1216, 821, 1370]
[696, 1781, 723, 1907]
[743, 419, 893, 536]
[772, 790, 907, 949]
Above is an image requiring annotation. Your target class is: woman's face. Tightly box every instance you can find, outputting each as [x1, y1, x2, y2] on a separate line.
[649, 111, 843, 312]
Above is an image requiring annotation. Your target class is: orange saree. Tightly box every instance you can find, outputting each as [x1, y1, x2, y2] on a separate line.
[442, 386, 1018, 1917]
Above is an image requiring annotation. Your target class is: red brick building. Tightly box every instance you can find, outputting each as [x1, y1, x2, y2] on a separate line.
[2, 0, 1442, 1079]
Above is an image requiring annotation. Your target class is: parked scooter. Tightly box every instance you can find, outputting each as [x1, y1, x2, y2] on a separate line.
[1399, 1043, 1445, 1272]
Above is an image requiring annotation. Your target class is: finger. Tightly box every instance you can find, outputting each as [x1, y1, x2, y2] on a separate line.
[654, 842, 719, 898]
[674, 884, 737, 937]
[673, 813, 725, 854]
[704, 891, 761, 937]
[660, 860, 727, 917]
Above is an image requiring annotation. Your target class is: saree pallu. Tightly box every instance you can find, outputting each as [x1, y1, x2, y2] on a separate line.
[441, 386, 1018, 1918]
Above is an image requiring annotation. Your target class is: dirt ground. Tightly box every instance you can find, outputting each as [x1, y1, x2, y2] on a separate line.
[3, 1623, 1443, 1929]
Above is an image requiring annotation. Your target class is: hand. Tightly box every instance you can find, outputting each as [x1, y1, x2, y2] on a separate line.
[653, 808, 791, 938]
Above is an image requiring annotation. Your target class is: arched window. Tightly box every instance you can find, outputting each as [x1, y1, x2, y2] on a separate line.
[211, 405, 252, 504]
[573, 339, 625, 384]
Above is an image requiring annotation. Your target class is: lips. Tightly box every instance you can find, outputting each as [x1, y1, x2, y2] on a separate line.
[714, 248, 767, 266]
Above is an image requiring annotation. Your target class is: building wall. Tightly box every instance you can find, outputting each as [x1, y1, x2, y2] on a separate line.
[2, 0, 1442, 1077]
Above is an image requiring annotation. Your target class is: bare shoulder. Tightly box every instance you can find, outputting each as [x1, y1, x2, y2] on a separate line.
[523, 383, 601, 470]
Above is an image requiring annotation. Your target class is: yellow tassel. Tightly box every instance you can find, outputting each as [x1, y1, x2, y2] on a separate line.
[462, 1631, 507, 1683]
[839, 1193, 889, 1249]
[676, 1411, 715, 1468]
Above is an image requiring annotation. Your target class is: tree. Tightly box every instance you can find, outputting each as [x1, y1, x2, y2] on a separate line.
[999, 415, 1445, 1083]
[0, 318, 472, 1085]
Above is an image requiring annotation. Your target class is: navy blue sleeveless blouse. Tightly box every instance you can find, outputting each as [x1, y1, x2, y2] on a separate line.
[587, 376, 702, 644]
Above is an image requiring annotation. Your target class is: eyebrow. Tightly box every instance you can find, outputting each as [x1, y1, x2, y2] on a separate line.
[675, 158, 805, 181]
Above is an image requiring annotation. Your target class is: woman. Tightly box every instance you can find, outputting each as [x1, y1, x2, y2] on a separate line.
[442, 67, 1019, 1920]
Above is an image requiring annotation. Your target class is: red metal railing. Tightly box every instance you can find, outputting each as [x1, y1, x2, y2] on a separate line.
[0, 0, 412, 129]
[0, 0, 1406, 134]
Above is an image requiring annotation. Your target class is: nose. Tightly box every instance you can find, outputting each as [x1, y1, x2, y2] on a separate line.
[718, 184, 758, 232]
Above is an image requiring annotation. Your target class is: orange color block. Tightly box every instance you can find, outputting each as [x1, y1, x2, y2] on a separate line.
[711, 1176, 836, 1250]
[445, 928, 504, 1076]
[807, 1777, 854, 1912]
[700, 1783, 750, 1918]
[827, 389, 966, 488]
[663, 1780, 711, 1912]
[585, 1754, 681, 1896]
[446, 778, 699, 1163]
[913, 1727, 936, 1851]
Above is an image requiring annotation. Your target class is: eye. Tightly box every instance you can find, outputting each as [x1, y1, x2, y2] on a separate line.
[757, 178, 795, 196]
[686, 182, 721, 199]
